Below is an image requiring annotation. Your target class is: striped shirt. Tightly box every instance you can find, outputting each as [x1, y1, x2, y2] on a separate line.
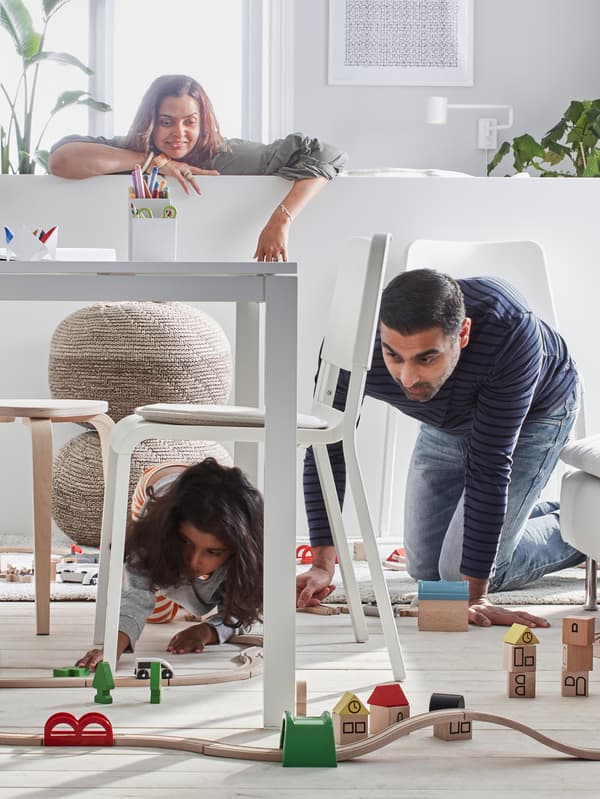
[304, 276, 578, 578]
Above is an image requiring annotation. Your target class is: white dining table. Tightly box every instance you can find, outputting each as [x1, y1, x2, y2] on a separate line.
[0, 250, 298, 728]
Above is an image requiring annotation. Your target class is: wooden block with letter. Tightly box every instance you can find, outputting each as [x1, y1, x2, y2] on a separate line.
[503, 643, 537, 672]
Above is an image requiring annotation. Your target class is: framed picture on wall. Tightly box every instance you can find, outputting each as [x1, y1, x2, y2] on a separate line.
[328, 0, 474, 86]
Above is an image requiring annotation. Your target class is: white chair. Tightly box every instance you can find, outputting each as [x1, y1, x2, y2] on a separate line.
[94, 234, 406, 681]
[0, 399, 113, 634]
[379, 239, 587, 592]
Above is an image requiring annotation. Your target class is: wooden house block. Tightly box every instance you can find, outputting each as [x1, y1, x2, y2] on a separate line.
[503, 643, 537, 672]
[367, 683, 410, 734]
[561, 670, 590, 697]
[562, 643, 593, 672]
[417, 584, 469, 632]
[507, 670, 535, 698]
[562, 616, 595, 647]
[503, 623, 540, 646]
[332, 691, 369, 745]
[433, 719, 472, 741]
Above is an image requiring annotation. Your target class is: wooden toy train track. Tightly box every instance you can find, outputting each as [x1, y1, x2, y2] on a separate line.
[0, 634, 263, 689]
[1, 709, 600, 762]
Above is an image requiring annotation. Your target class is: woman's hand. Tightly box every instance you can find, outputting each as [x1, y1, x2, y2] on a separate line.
[254, 214, 291, 262]
[166, 622, 218, 654]
[159, 160, 220, 195]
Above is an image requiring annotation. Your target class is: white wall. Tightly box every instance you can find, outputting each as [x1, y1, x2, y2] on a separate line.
[293, 0, 600, 176]
[1, 175, 598, 546]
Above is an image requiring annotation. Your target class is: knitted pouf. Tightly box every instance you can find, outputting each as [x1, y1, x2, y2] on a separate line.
[52, 432, 232, 548]
[48, 301, 232, 421]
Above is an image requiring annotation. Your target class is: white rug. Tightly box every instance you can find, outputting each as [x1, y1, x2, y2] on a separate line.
[319, 563, 589, 606]
[0, 552, 96, 601]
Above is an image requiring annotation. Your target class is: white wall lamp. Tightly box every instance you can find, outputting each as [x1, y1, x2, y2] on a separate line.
[427, 95, 514, 150]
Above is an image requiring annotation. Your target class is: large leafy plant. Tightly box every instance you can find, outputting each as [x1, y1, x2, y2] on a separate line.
[487, 100, 600, 177]
[0, 0, 110, 174]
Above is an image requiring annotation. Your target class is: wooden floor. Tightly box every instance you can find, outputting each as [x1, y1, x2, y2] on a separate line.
[1, 600, 600, 797]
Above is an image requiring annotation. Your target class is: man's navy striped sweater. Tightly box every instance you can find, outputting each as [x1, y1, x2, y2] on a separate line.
[303, 276, 578, 579]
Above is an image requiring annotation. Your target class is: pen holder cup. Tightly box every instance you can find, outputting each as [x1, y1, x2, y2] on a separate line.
[128, 199, 177, 262]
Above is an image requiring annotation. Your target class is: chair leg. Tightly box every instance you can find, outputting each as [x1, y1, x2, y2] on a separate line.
[27, 418, 53, 636]
[584, 557, 597, 611]
[344, 439, 406, 681]
[313, 445, 368, 643]
[93, 447, 132, 670]
[87, 413, 115, 481]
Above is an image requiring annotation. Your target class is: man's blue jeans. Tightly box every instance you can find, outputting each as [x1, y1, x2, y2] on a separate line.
[403, 386, 582, 592]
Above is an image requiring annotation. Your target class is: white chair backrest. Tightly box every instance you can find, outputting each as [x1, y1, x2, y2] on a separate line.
[322, 233, 391, 373]
[405, 239, 558, 328]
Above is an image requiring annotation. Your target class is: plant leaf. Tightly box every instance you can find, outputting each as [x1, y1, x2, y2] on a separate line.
[512, 134, 545, 171]
[33, 148, 49, 172]
[486, 141, 510, 175]
[42, 0, 70, 21]
[29, 50, 93, 74]
[0, 0, 41, 59]
[564, 100, 584, 124]
[75, 97, 111, 112]
[582, 152, 600, 177]
[50, 90, 111, 114]
[541, 119, 567, 145]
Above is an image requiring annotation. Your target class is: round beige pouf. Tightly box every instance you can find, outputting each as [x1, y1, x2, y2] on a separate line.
[48, 302, 232, 422]
[52, 432, 233, 548]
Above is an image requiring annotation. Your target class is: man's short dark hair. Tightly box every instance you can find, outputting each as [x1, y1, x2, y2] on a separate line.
[380, 268, 466, 337]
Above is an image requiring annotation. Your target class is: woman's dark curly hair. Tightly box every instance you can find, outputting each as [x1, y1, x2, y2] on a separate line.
[126, 458, 263, 629]
[123, 74, 226, 166]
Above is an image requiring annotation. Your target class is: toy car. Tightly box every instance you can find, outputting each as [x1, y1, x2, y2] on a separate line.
[59, 565, 99, 586]
[134, 658, 174, 680]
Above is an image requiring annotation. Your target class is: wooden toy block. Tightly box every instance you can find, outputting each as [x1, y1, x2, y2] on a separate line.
[428, 693, 471, 740]
[562, 616, 595, 647]
[93, 661, 114, 704]
[332, 692, 369, 745]
[150, 661, 161, 704]
[418, 599, 468, 632]
[296, 681, 307, 717]
[367, 683, 410, 734]
[561, 670, 590, 697]
[503, 623, 539, 646]
[53, 666, 90, 678]
[562, 643, 593, 672]
[296, 605, 341, 615]
[507, 670, 535, 698]
[503, 643, 536, 672]
[280, 711, 337, 767]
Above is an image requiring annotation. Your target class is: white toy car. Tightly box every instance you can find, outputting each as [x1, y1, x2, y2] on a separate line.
[134, 658, 174, 680]
[59, 565, 99, 586]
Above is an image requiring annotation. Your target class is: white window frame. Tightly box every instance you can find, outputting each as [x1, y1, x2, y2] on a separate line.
[88, 0, 293, 143]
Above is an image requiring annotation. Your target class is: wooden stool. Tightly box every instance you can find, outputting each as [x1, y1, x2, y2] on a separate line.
[0, 400, 113, 635]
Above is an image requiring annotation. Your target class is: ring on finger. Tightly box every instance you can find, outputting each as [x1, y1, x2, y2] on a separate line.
[182, 170, 193, 179]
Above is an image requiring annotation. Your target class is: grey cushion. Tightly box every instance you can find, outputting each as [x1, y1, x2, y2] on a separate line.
[560, 434, 600, 480]
[135, 403, 328, 429]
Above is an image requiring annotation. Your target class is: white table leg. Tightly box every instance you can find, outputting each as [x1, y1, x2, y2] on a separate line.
[234, 302, 261, 487]
[262, 274, 297, 728]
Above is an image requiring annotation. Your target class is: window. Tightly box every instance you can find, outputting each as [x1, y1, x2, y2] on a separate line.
[112, 0, 243, 139]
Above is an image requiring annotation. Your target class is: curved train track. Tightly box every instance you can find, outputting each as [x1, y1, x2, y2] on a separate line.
[1, 709, 599, 762]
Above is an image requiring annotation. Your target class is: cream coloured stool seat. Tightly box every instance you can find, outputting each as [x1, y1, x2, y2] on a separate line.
[0, 400, 113, 634]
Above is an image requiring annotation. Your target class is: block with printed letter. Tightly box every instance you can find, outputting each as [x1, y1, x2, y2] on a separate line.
[428, 693, 471, 740]
[562, 616, 595, 647]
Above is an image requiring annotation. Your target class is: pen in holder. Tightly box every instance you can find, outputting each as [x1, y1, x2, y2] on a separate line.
[128, 199, 177, 262]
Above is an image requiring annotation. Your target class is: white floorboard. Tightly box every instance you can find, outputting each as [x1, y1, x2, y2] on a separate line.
[0, 600, 599, 797]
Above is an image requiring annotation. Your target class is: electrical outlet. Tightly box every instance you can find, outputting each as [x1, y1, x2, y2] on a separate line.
[478, 117, 498, 149]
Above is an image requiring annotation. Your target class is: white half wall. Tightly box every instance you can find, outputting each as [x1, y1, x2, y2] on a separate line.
[0, 174, 598, 545]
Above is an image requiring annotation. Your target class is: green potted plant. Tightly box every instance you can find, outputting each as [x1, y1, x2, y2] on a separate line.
[487, 99, 600, 177]
[0, 0, 110, 174]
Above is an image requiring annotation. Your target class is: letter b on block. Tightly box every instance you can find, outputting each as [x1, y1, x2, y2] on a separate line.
[507, 671, 535, 698]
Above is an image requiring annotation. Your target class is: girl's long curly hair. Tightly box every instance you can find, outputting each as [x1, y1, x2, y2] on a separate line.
[126, 458, 263, 629]
[123, 74, 226, 166]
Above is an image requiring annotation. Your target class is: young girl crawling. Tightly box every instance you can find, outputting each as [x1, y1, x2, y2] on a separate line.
[76, 457, 263, 670]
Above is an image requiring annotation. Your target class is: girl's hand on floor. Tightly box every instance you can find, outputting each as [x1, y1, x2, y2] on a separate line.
[75, 648, 105, 671]
[166, 622, 218, 654]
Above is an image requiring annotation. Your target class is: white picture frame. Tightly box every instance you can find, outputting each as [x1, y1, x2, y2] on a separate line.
[328, 0, 474, 86]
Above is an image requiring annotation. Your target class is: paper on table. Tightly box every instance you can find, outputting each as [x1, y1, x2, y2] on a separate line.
[5, 224, 58, 261]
